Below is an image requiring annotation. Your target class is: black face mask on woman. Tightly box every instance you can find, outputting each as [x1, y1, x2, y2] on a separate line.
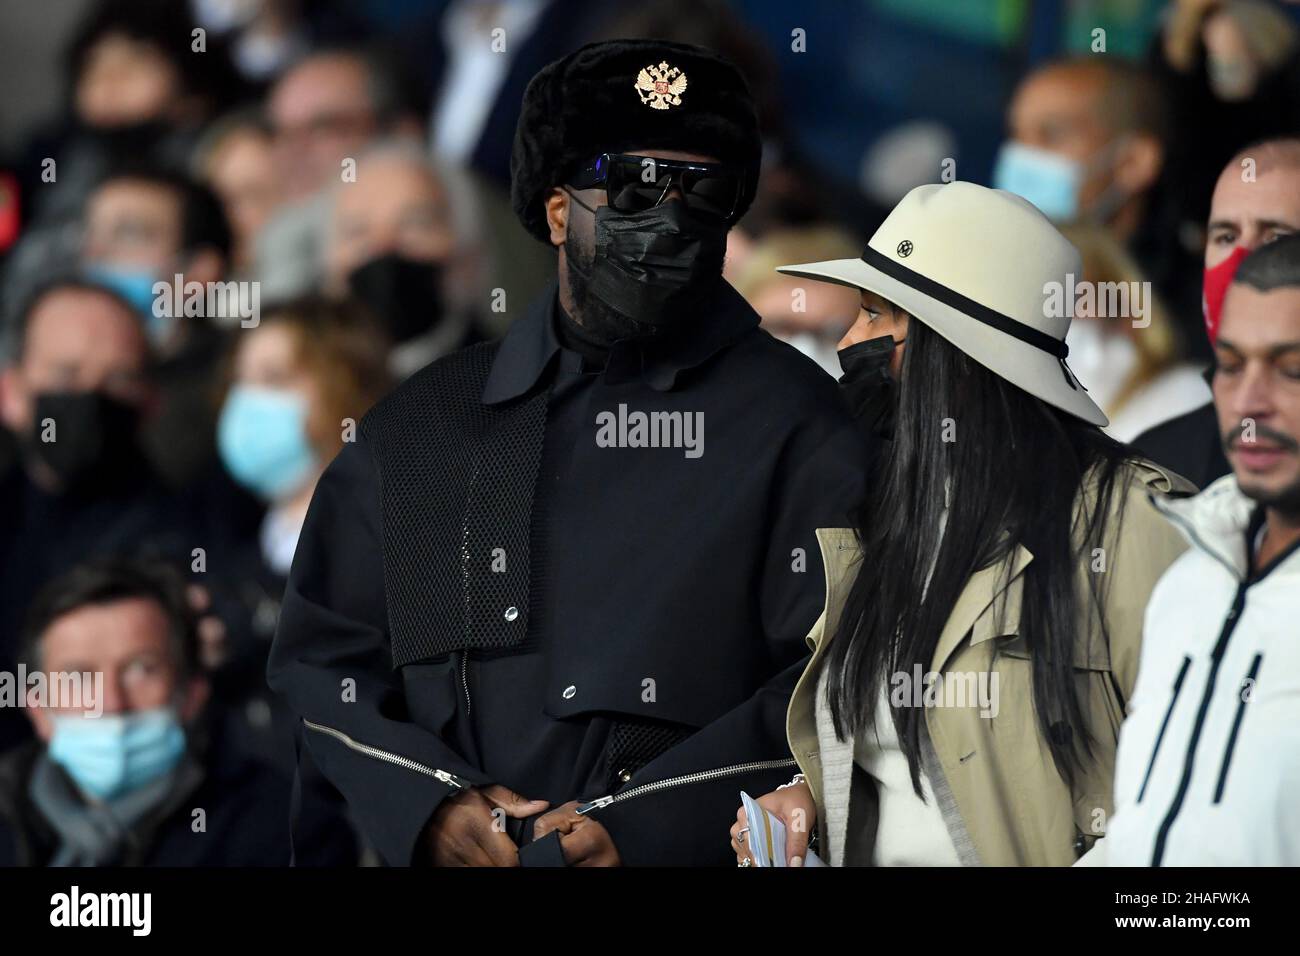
[837, 334, 902, 441]
[565, 193, 728, 333]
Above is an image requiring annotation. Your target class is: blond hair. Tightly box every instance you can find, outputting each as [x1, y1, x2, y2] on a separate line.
[1059, 224, 1182, 411]
[732, 225, 861, 303]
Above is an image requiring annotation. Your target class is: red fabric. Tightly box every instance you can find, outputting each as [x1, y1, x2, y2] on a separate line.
[0, 172, 18, 253]
[1202, 245, 1249, 345]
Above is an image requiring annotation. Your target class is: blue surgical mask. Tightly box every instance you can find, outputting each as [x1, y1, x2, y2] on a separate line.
[218, 384, 318, 500]
[992, 141, 1084, 222]
[84, 263, 173, 344]
[48, 707, 186, 802]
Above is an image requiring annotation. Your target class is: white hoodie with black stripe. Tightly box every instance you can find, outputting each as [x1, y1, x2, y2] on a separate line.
[1104, 475, 1300, 866]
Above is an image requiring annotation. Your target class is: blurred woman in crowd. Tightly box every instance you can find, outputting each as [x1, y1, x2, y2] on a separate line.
[1060, 225, 1211, 443]
[730, 182, 1194, 867]
[17, 0, 245, 231]
[220, 294, 389, 583]
[211, 295, 389, 766]
[731, 225, 862, 377]
[193, 110, 282, 276]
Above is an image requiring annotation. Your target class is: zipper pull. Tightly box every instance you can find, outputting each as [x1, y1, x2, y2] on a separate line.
[434, 769, 471, 790]
[576, 795, 614, 815]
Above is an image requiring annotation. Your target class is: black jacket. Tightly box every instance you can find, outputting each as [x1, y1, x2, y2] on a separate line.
[268, 282, 870, 865]
[1131, 401, 1227, 492]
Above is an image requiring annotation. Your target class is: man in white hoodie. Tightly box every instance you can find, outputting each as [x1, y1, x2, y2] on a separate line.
[1106, 235, 1300, 865]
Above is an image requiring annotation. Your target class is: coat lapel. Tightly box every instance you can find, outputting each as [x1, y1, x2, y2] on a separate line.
[930, 547, 1034, 674]
[799, 533, 1034, 865]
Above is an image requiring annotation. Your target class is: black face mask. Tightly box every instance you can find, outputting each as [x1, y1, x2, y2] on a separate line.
[838, 334, 901, 441]
[29, 391, 143, 492]
[346, 254, 445, 344]
[82, 119, 175, 162]
[567, 193, 728, 329]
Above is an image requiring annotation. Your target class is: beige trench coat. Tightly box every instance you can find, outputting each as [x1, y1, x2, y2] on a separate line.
[786, 460, 1196, 866]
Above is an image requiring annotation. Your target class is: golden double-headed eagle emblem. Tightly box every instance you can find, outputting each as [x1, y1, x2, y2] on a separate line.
[635, 61, 688, 110]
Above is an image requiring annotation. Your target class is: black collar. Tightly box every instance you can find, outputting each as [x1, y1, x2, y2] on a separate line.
[1246, 504, 1300, 583]
[481, 279, 759, 405]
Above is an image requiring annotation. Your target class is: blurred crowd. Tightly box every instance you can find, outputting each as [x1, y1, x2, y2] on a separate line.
[0, 0, 1296, 866]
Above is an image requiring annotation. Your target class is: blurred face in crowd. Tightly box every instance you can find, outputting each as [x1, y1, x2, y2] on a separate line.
[839, 290, 910, 380]
[1009, 64, 1111, 165]
[1001, 62, 1161, 228]
[233, 322, 319, 404]
[28, 597, 206, 737]
[205, 126, 280, 270]
[81, 177, 224, 346]
[325, 153, 456, 291]
[1202, 9, 1265, 102]
[0, 288, 151, 438]
[218, 320, 325, 505]
[1206, 157, 1300, 268]
[83, 178, 184, 275]
[754, 276, 858, 375]
[1214, 282, 1300, 514]
[268, 54, 380, 201]
[75, 32, 185, 129]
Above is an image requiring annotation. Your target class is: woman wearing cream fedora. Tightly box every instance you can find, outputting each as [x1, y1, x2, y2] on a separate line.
[730, 181, 1195, 866]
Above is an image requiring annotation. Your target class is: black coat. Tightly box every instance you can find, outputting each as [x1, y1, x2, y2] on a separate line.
[1131, 401, 1228, 492]
[268, 282, 871, 865]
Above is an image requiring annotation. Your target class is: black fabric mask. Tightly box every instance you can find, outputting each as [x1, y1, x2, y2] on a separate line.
[82, 119, 175, 162]
[347, 254, 445, 344]
[29, 391, 143, 492]
[568, 193, 727, 328]
[838, 334, 901, 441]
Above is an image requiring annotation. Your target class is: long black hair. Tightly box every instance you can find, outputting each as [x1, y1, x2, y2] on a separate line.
[824, 317, 1134, 792]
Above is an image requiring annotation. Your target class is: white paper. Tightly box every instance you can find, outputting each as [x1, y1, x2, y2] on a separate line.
[740, 790, 826, 867]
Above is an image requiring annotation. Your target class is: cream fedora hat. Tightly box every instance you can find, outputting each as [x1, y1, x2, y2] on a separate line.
[777, 181, 1107, 426]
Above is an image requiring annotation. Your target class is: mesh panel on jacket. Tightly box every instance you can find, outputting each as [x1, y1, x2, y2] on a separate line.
[361, 343, 549, 665]
[604, 718, 695, 790]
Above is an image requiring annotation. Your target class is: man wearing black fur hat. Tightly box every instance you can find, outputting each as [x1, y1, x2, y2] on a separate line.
[269, 39, 870, 866]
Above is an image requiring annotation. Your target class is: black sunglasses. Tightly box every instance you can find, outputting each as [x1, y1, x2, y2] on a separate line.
[567, 152, 744, 222]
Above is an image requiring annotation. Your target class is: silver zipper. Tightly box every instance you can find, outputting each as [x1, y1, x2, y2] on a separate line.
[302, 718, 471, 790]
[460, 654, 472, 715]
[575, 758, 798, 815]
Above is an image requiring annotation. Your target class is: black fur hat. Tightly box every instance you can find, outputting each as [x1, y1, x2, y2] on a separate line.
[510, 39, 762, 244]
